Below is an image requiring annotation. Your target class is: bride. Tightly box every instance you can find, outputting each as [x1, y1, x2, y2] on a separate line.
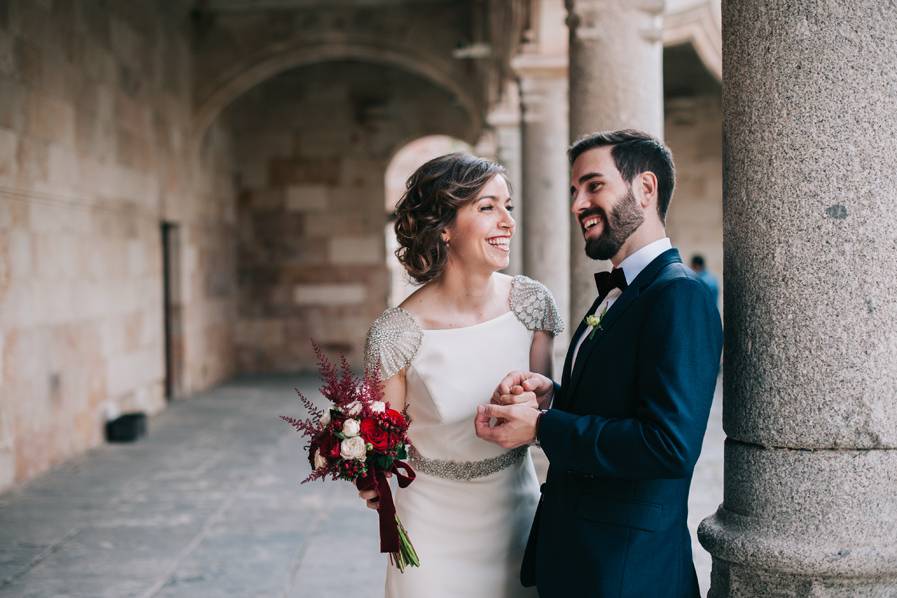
[361, 153, 563, 598]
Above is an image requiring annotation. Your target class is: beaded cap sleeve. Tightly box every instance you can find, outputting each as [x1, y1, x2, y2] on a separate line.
[509, 275, 565, 335]
[364, 307, 423, 380]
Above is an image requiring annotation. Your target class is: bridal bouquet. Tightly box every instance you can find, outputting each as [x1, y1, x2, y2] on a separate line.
[281, 344, 420, 571]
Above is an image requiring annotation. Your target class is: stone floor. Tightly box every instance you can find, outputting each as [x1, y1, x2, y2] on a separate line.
[0, 374, 723, 597]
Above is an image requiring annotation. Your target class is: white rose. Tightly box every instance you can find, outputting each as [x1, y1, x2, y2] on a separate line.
[340, 436, 367, 460]
[313, 449, 328, 470]
[371, 401, 386, 414]
[345, 401, 363, 416]
[342, 418, 361, 437]
[320, 411, 331, 426]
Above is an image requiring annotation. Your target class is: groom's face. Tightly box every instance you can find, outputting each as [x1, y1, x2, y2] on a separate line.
[570, 147, 645, 261]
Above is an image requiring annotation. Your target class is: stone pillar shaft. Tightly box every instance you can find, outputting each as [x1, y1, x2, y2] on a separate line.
[699, 2, 897, 595]
[565, 0, 665, 320]
[519, 73, 570, 368]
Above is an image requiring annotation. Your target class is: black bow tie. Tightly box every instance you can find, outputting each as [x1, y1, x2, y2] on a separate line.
[594, 268, 628, 299]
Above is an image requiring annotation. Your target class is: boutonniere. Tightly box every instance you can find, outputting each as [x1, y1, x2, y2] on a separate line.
[583, 305, 609, 340]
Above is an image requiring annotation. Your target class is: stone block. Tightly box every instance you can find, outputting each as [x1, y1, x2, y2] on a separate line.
[0, 32, 14, 76]
[106, 347, 163, 399]
[25, 92, 74, 146]
[13, 37, 42, 87]
[0, 127, 17, 183]
[292, 283, 366, 306]
[303, 211, 372, 237]
[116, 127, 151, 172]
[16, 137, 49, 184]
[327, 235, 382, 265]
[108, 17, 141, 70]
[4, 229, 31, 280]
[286, 185, 328, 211]
[46, 143, 78, 187]
[238, 160, 267, 188]
[269, 157, 340, 186]
[0, 75, 25, 131]
[126, 239, 144, 276]
[244, 188, 285, 211]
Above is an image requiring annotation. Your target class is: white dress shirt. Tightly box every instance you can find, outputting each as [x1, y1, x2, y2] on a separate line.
[570, 237, 673, 368]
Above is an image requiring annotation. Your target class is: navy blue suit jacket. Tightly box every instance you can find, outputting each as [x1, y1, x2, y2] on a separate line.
[522, 248, 722, 598]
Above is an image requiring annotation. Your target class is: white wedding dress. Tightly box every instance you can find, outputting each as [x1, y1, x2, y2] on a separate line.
[364, 275, 563, 598]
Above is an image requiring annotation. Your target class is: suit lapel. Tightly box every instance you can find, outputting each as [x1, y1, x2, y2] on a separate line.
[558, 295, 603, 410]
[566, 248, 683, 402]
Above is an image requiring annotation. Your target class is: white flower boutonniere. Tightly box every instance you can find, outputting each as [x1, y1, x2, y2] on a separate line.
[584, 305, 609, 340]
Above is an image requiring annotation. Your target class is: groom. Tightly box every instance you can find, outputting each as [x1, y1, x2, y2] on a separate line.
[475, 129, 722, 597]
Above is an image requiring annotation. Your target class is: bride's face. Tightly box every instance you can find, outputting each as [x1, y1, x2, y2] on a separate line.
[444, 175, 515, 273]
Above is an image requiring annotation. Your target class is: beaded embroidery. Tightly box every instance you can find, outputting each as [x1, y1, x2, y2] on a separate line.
[409, 445, 529, 481]
[509, 275, 565, 335]
[364, 307, 422, 380]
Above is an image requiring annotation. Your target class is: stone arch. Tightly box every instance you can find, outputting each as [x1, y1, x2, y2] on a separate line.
[663, 1, 722, 81]
[192, 37, 484, 147]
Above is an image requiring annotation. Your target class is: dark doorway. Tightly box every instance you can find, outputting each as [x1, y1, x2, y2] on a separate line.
[161, 222, 182, 400]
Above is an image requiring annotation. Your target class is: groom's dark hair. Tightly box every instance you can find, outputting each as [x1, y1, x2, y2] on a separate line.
[568, 129, 676, 222]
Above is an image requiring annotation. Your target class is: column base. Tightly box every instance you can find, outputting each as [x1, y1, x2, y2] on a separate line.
[708, 557, 897, 598]
[698, 440, 897, 596]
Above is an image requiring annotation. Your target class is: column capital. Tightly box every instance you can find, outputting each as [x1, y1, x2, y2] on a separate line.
[565, 0, 665, 42]
[517, 73, 566, 124]
[511, 51, 568, 80]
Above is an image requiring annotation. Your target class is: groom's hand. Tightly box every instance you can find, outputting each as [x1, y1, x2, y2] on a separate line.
[492, 371, 554, 409]
[474, 403, 540, 449]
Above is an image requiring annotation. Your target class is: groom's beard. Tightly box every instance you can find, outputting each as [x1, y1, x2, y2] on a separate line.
[584, 188, 645, 261]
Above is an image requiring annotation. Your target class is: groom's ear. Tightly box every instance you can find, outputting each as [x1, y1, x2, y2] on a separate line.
[636, 171, 659, 210]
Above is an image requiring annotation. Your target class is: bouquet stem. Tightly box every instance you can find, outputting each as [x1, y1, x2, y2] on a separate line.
[389, 514, 420, 572]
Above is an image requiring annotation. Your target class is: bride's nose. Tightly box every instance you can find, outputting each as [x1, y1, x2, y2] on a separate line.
[499, 211, 515, 233]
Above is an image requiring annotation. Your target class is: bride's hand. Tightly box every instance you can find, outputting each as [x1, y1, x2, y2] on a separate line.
[358, 488, 380, 510]
[493, 388, 539, 410]
[357, 471, 391, 510]
[492, 371, 554, 409]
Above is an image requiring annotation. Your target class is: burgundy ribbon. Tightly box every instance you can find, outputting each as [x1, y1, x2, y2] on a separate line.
[356, 461, 416, 553]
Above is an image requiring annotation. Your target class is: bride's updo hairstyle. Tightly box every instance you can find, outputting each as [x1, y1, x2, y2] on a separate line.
[394, 153, 508, 284]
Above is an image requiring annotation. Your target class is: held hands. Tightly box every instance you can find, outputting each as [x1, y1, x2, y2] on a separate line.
[475, 370, 552, 449]
[490, 371, 554, 410]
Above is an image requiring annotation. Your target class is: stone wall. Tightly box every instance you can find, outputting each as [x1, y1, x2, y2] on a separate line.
[665, 92, 723, 303]
[225, 60, 470, 371]
[0, 0, 238, 492]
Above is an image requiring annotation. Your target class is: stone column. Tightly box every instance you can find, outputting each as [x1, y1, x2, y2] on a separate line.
[517, 66, 570, 368]
[565, 0, 665, 320]
[488, 81, 525, 276]
[698, 2, 897, 596]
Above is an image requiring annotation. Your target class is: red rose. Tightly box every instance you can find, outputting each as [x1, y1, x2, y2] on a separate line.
[360, 418, 391, 452]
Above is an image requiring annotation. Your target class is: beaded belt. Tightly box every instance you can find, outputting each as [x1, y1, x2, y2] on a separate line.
[408, 445, 528, 481]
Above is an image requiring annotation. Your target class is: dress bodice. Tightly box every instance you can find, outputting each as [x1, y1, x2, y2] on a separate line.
[405, 311, 532, 462]
[364, 275, 564, 462]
